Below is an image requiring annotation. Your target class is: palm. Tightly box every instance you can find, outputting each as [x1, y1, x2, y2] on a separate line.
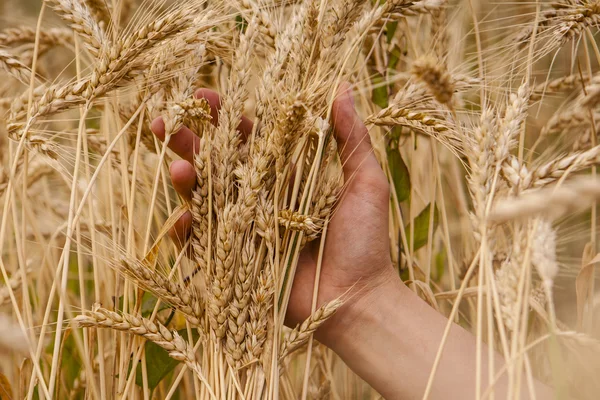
[288, 167, 391, 326]
[152, 84, 393, 333]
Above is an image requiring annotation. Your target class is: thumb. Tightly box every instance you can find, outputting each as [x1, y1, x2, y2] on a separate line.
[332, 82, 381, 182]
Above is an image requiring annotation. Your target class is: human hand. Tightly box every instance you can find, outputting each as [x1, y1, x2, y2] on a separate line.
[150, 83, 398, 345]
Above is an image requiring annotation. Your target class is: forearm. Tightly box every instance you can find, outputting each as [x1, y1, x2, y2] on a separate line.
[320, 270, 552, 400]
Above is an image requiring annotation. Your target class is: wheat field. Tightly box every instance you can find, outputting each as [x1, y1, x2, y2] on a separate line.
[1, 0, 600, 398]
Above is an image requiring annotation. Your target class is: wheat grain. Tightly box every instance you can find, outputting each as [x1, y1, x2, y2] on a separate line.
[83, 0, 111, 28]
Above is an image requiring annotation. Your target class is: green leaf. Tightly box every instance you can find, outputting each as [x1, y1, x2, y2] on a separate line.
[135, 340, 179, 390]
[405, 203, 439, 251]
[386, 21, 398, 44]
[433, 249, 446, 282]
[117, 292, 171, 319]
[235, 15, 248, 33]
[371, 72, 388, 109]
[141, 292, 171, 318]
[387, 146, 411, 203]
[135, 329, 200, 389]
[387, 45, 402, 72]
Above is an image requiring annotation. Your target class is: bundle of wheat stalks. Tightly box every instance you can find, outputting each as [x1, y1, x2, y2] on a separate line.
[3, 0, 600, 398]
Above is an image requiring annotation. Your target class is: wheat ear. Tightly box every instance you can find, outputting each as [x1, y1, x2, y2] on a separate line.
[279, 299, 342, 359]
[74, 307, 211, 388]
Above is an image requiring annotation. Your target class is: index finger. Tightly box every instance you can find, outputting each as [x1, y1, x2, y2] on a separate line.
[150, 89, 255, 163]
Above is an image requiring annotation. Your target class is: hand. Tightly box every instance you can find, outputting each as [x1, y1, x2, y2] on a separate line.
[150, 83, 397, 344]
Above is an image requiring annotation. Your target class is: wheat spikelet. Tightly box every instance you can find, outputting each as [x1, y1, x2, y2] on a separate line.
[530, 144, 600, 188]
[245, 269, 273, 363]
[502, 155, 533, 190]
[255, 192, 275, 246]
[238, 0, 276, 46]
[0, 50, 33, 85]
[0, 268, 30, 306]
[554, 0, 600, 43]
[366, 105, 449, 132]
[306, 167, 342, 242]
[540, 108, 592, 138]
[531, 219, 558, 288]
[356, 0, 438, 37]
[494, 84, 529, 164]
[530, 74, 581, 101]
[191, 139, 211, 276]
[254, 2, 305, 123]
[119, 259, 204, 326]
[163, 46, 210, 137]
[495, 228, 525, 332]
[211, 18, 258, 210]
[74, 307, 208, 382]
[366, 105, 463, 154]
[207, 205, 237, 339]
[467, 110, 496, 221]
[318, 0, 365, 65]
[278, 209, 319, 234]
[0, 26, 73, 47]
[46, 0, 106, 55]
[225, 240, 255, 365]
[83, 0, 112, 28]
[279, 299, 342, 359]
[490, 177, 600, 222]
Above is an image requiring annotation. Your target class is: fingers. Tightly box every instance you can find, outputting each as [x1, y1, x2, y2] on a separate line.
[170, 160, 196, 202]
[195, 88, 254, 138]
[151, 118, 201, 164]
[332, 82, 381, 182]
[168, 160, 196, 247]
[169, 210, 192, 248]
[150, 88, 255, 163]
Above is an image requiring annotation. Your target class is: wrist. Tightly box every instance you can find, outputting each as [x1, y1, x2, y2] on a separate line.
[317, 264, 405, 349]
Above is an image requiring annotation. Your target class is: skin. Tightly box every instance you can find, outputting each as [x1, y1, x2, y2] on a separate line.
[151, 85, 552, 400]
